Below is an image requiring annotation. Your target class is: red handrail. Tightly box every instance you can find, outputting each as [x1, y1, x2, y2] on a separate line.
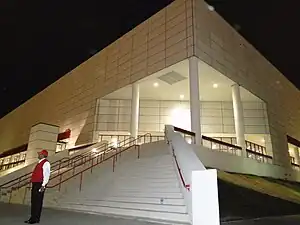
[1, 134, 152, 194]
[171, 146, 190, 191]
[47, 134, 152, 190]
[0, 142, 109, 189]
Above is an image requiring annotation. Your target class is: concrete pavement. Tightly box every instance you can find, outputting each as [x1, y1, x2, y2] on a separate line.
[1, 202, 300, 225]
[0, 202, 163, 225]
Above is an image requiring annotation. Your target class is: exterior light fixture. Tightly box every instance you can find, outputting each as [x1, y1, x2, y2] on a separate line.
[208, 5, 215, 11]
[213, 83, 218, 88]
[180, 94, 184, 99]
[153, 82, 159, 87]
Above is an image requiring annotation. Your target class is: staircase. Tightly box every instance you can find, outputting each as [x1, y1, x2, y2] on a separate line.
[0, 134, 190, 224]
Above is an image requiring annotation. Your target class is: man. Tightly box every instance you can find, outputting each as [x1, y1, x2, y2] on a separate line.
[25, 150, 51, 224]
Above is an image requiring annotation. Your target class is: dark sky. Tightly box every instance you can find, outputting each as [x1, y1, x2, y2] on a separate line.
[0, 0, 299, 118]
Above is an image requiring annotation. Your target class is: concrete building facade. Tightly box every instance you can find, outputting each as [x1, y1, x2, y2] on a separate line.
[0, 0, 299, 173]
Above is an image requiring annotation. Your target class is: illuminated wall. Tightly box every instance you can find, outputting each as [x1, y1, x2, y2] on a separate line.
[94, 99, 269, 136]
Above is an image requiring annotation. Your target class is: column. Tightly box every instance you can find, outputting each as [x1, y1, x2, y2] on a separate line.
[189, 57, 202, 145]
[130, 83, 140, 139]
[232, 84, 247, 157]
[293, 147, 300, 165]
[92, 98, 100, 143]
[26, 123, 59, 165]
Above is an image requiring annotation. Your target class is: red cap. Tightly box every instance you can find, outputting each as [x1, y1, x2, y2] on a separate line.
[38, 150, 48, 157]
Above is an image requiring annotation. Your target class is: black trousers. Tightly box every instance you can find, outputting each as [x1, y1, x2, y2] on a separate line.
[30, 182, 45, 222]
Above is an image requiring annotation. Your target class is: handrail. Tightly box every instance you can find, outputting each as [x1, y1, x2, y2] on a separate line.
[47, 133, 151, 190]
[202, 135, 242, 150]
[171, 146, 190, 191]
[0, 160, 26, 169]
[1, 133, 151, 193]
[0, 142, 108, 189]
[173, 126, 195, 137]
[246, 149, 273, 159]
[164, 127, 190, 192]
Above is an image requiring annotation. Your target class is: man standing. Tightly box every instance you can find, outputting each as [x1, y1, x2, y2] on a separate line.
[25, 150, 51, 224]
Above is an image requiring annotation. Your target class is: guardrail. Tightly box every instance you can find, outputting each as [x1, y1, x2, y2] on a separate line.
[173, 127, 196, 144]
[291, 163, 300, 171]
[1, 133, 161, 203]
[202, 135, 242, 156]
[0, 142, 109, 190]
[47, 133, 152, 191]
[98, 134, 164, 145]
[246, 149, 273, 164]
[0, 160, 26, 172]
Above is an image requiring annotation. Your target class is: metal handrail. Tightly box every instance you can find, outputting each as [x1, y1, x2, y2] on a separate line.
[165, 127, 191, 191]
[1, 134, 151, 195]
[171, 146, 190, 191]
[0, 142, 109, 189]
[47, 133, 152, 191]
[202, 135, 242, 150]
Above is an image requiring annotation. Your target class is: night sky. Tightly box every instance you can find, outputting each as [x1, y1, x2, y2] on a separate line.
[0, 0, 299, 119]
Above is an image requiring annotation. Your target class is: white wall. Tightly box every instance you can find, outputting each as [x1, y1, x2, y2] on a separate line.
[192, 144, 299, 181]
[95, 99, 269, 135]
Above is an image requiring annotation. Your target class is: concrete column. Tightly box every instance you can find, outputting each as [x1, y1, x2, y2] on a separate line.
[26, 123, 59, 165]
[130, 83, 140, 139]
[264, 134, 273, 156]
[293, 147, 300, 165]
[189, 57, 202, 145]
[92, 98, 100, 143]
[231, 84, 246, 157]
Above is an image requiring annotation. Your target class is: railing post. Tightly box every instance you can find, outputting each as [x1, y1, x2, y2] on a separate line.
[137, 145, 140, 159]
[91, 157, 93, 174]
[58, 174, 62, 191]
[58, 161, 61, 174]
[17, 177, 21, 189]
[8, 189, 12, 203]
[22, 185, 28, 204]
[79, 173, 83, 192]
[112, 156, 115, 172]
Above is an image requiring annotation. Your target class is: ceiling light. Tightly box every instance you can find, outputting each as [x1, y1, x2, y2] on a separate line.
[213, 83, 218, 88]
[153, 82, 159, 87]
[180, 94, 184, 99]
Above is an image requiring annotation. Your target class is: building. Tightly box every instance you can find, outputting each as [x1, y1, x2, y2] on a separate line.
[0, 0, 300, 178]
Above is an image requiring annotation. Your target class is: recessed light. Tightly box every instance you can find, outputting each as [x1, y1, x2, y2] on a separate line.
[153, 82, 159, 87]
[180, 94, 184, 99]
[213, 83, 218, 88]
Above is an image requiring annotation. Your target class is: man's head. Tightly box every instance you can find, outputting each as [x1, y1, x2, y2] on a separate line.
[38, 150, 48, 160]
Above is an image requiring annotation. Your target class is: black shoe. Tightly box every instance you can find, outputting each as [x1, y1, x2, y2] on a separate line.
[24, 220, 39, 224]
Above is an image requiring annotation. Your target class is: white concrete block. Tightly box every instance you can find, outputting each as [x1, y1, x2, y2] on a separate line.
[192, 169, 220, 225]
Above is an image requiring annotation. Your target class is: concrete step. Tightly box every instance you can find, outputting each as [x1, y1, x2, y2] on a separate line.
[100, 196, 185, 205]
[62, 200, 187, 213]
[107, 191, 183, 198]
[117, 168, 176, 174]
[110, 187, 182, 194]
[56, 203, 190, 224]
[115, 177, 179, 184]
[115, 174, 178, 180]
[69, 196, 186, 206]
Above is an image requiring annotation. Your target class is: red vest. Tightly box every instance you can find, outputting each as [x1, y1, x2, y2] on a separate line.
[31, 159, 48, 183]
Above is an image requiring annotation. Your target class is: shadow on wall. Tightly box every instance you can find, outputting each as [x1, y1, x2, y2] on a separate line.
[74, 101, 96, 146]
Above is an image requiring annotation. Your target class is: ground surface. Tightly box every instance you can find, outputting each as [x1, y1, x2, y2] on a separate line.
[0, 202, 160, 225]
[1, 202, 300, 225]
